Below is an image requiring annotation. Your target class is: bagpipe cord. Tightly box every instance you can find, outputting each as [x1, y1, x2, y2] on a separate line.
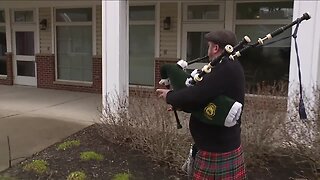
[246, 20, 307, 120]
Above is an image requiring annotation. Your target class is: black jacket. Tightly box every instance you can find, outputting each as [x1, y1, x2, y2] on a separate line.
[166, 58, 245, 152]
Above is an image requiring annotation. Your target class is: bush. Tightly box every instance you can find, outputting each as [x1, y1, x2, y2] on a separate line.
[111, 172, 131, 180]
[280, 89, 320, 178]
[57, 140, 80, 151]
[67, 171, 87, 180]
[22, 160, 48, 174]
[80, 151, 104, 161]
[99, 86, 320, 178]
[99, 95, 192, 169]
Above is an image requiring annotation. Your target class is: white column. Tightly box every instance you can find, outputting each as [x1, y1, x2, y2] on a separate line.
[102, 0, 129, 114]
[288, 1, 320, 119]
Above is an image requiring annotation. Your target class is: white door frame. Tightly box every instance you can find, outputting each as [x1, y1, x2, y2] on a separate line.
[181, 23, 224, 70]
[12, 25, 38, 86]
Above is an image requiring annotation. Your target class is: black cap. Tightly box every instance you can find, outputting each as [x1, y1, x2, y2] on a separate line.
[205, 30, 237, 48]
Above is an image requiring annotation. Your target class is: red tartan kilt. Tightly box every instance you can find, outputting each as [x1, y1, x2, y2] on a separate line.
[193, 146, 246, 180]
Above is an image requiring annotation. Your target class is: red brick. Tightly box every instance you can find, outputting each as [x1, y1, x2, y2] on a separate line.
[36, 54, 102, 93]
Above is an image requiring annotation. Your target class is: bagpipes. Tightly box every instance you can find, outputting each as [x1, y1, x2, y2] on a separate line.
[159, 13, 311, 129]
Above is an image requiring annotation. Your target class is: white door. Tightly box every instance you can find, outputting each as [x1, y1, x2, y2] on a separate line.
[182, 23, 224, 70]
[12, 26, 37, 86]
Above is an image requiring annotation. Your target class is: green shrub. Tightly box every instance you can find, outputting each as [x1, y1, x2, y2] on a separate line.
[67, 171, 87, 180]
[23, 160, 48, 174]
[80, 151, 104, 161]
[57, 140, 80, 151]
[112, 173, 131, 180]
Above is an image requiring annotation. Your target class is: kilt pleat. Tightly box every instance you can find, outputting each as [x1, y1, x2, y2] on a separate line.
[193, 146, 246, 180]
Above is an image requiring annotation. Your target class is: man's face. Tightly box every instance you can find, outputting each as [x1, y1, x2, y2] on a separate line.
[207, 41, 220, 59]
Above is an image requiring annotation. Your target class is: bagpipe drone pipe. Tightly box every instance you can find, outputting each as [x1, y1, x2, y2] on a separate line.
[159, 13, 311, 129]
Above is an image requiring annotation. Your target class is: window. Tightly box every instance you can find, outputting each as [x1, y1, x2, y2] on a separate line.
[129, 5, 155, 86]
[182, 3, 224, 69]
[236, 2, 293, 20]
[14, 10, 34, 23]
[186, 32, 209, 62]
[235, 1, 293, 95]
[55, 8, 92, 82]
[183, 3, 223, 22]
[0, 10, 6, 75]
[0, 10, 4, 22]
[56, 8, 92, 22]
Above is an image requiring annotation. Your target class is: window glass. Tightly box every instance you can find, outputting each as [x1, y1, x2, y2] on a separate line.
[56, 8, 92, 22]
[129, 25, 155, 86]
[236, 1, 293, 20]
[129, 6, 155, 21]
[57, 26, 92, 81]
[14, 11, 34, 22]
[187, 5, 220, 20]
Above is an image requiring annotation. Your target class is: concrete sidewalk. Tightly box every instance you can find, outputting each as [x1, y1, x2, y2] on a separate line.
[0, 85, 102, 171]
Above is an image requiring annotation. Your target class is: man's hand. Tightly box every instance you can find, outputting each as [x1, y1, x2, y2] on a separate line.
[156, 89, 170, 100]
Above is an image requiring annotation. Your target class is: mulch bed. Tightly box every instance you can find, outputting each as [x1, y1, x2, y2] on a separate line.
[0, 124, 317, 180]
[1, 124, 186, 180]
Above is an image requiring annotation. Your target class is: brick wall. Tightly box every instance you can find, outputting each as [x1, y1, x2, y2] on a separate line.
[129, 87, 156, 98]
[92, 56, 102, 91]
[36, 54, 55, 88]
[0, 53, 13, 85]
[36, 54, 102, 93]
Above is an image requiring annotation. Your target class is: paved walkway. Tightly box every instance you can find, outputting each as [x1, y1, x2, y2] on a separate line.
[0, 85, 101, 171]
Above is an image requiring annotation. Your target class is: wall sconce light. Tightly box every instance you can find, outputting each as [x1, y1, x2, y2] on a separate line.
[40, 19, 47, 30]
[163, 16, 171, 30]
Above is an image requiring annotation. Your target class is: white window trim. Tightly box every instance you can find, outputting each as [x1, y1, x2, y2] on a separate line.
[182, 1, 225, 23]
[0, 74, 7, 78]
[129, 3, 159, 87]
[54, 6, 95, 83]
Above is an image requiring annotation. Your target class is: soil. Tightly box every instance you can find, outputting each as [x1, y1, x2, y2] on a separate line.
[0, 125, 317, 180]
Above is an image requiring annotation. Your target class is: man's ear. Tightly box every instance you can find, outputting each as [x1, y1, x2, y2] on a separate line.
[214, 44, 220, 53]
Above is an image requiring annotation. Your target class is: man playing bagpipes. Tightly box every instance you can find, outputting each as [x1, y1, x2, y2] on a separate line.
[156, 30, 246, 179]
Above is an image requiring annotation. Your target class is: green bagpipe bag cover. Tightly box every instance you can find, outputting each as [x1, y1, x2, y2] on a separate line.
[191, 96, 238, 126]
[160, 64, 241, 127]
